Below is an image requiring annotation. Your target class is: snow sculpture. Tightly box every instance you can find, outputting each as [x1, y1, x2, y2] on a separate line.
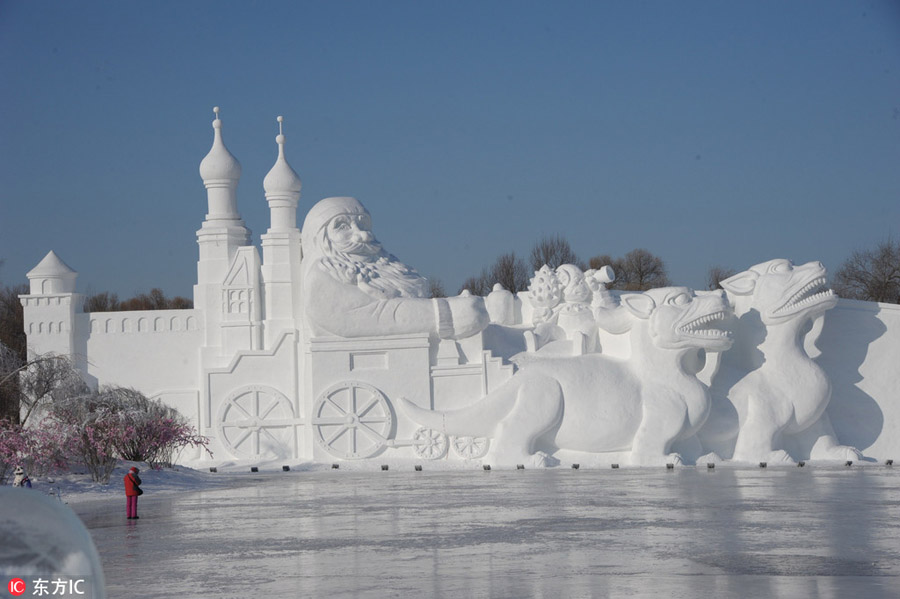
[484, 283, 516, 325]
[549, 265, 596, 350]
[23, 111, 900, 467]
[402, 286, 733, 466]
[0, 488, 106, 598]
[520, 264, 620, 355]
[698, 259, 862, 463]
[527, 265, 563, 325]
[300, 196, 489, 339]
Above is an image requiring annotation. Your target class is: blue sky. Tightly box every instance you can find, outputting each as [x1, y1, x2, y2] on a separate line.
[1, 1, 899, 298]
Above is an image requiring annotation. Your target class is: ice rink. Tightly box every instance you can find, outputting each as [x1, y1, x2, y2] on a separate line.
[75, 465, 900, 598]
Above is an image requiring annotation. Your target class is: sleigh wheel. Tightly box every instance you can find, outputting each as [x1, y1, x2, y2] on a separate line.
[451, 436, 489, 459]
[312, 381, 393, 460]
[217, 386, 300, 459]
[412, 427, 449, 460]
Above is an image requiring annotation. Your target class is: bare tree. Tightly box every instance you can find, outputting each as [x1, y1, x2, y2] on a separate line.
[0, 283, 27, 360]
[458, 252, 530, 296]
[490, 252, 530, 293]
[459, 273, 492, 296]
[1, 350, 87, 426]
[119, 288, 166, 311]
[85, 291, 121, 312]
[0, 283, 28, 420]
[89, 288, 193, 312]
[426, 278, 447, 298]
[169, 296, 193, 309]
[618, 249, 669, 291]
[707, 265, 737, 291]
[589, 249, 669, 291]
[529, 235, 583, 272]
[833, 240, 900, 303]
[0, 342, 22, 421]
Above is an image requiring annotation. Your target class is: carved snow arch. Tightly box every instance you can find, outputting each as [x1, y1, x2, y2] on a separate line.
[312, 381, 394, 460]
[217, 385, 302, 459]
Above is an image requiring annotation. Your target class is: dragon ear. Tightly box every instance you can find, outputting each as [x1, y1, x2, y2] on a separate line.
[720, 270, 758, 296]
[620, 293, 656, 320]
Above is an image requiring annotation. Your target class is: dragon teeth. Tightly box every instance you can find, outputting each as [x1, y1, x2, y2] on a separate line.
[682, 311, 726, 335]
[775, 278, 833, 313]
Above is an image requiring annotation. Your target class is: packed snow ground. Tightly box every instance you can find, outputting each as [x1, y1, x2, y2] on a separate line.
[21, 460, 899, 599]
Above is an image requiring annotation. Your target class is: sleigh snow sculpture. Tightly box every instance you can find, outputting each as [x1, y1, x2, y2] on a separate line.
[306, 332, 512, 462]
[301, 194, 742, 467]
[300, 196, 514, 463]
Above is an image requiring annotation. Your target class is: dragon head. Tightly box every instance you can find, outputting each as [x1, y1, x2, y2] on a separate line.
[720, 259, 837, 325]
[620, 287, 733, 352]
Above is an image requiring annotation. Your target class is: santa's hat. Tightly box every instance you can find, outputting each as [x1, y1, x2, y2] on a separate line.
[301, 196, 369, 240]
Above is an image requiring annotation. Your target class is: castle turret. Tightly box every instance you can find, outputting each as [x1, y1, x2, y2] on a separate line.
[260, 116, 304, 346]
[26, 251, 77, 295]
[263, 116, 303, 232]
[21, 251, 84, 357]
[195, 107, 253, 352]
[199, 107, 243, 222]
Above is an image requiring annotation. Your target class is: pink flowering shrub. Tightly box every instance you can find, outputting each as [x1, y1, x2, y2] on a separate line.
[4, 382, 213, 484]
[44, 386, 211, 482]
[0, 419, 69, 483]
[111, 389, 211, 468]
[0, 419, 28, 484]
[47, 391, 126, 483]
[21, 425, 68, 477]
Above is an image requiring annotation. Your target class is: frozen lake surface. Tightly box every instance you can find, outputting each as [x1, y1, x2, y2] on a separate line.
[74, 465, 900, 598]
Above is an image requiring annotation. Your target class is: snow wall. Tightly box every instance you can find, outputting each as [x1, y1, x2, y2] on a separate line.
[816, 299, 900, 460]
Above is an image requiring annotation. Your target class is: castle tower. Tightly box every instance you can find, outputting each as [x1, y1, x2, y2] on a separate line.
[260, 116, 304, 347]
[195, 107, 253, 351]
[20, 251, 84, 357]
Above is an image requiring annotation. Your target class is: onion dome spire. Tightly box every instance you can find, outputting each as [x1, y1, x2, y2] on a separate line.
[263, 116, 302, 197]
[199, 106, 242, 184]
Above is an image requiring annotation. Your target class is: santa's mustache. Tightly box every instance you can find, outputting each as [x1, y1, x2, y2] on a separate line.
[336, 239, 382, 255]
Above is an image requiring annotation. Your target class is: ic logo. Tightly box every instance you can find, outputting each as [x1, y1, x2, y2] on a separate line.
[8, 578, 26, 596]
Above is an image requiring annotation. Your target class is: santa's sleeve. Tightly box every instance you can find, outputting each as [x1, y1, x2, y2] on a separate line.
[304, 268, 439, 338]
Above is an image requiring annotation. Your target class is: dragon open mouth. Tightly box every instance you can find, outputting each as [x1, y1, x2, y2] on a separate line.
[774, 277, 835, 315]
[679, 310, 730, 339]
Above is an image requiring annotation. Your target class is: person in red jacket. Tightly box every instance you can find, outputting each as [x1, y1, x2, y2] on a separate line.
[124, 466, 142, 519]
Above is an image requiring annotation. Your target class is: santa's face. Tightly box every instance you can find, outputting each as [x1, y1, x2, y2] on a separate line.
[326, 213, 381, 257]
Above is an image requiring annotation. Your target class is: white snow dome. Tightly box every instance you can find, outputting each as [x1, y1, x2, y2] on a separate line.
[27, 250, 77, 294]
[263, 116, 302, 196]
[199, 107, 242, 182]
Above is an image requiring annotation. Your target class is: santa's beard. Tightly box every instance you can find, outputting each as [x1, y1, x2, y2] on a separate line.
[316, 236, 428, 299]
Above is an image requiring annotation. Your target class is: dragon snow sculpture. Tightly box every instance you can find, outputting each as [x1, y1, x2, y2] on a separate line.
[697, 259, 862, 463]
[402, 286, 733, 467]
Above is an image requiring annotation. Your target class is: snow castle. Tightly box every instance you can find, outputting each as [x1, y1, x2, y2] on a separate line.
[20, 109, 900, 467]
